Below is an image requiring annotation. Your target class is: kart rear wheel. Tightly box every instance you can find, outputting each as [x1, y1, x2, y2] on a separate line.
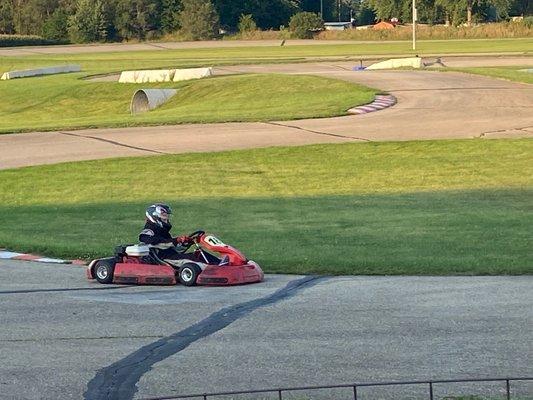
[178, 263, 201, 286]
[95, 259, 115, 284]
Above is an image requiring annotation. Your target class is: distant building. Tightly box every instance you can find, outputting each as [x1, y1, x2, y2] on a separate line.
[324, 22, 353, 30]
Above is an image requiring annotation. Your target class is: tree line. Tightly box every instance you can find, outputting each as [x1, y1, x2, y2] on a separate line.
[0, 0, 530, 42]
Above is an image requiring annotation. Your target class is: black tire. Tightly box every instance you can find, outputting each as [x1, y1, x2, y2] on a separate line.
[178, 263, 202, 286]
[94, 259, 115, 284]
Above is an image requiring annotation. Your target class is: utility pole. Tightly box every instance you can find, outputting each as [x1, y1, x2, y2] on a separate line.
[412, 0, 417, 50]
[320, 0, 323, 18]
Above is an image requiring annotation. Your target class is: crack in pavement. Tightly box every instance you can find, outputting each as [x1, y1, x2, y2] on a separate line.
[58, 131, 168, 155]
[84, 275, 329, 400]
[475, 125, 533, 138]
[264, 121, 371, 142]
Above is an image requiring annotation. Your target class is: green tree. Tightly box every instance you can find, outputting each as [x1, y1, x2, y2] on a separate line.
[358, 0, 377, 24]
[212, 0, 299, 31]
[289, 11, 323, 38]
[436, 0, 512, 24]
[509, 0, 533, 15]
[0, 0, 14, 34]
[366, 0, 513, 24]
[161, 0, 181, 33]
[68, 0, 108, 42]
[13, 0, 45, 35]
[114, 0, 162, 40]
[42, 8, 68, 40]
[238, 13, 257, 32]
[366, 0, 405, 20]
[178, 0, 219, 40]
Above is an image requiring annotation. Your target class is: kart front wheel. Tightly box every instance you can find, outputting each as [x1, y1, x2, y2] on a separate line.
[178, 263, 201, 286]
[95, 259, 115, 284]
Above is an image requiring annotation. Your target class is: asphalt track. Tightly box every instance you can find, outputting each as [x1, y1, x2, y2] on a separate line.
[1, 57, 532, 170]
[1, 259, 532, 400]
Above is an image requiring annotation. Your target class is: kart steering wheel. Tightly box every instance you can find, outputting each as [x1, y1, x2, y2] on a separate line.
[188, 230, 205, 240]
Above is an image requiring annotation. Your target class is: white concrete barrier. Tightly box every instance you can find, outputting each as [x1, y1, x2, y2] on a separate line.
[119, 69, 176, 83]
[172, 67, 213, 82]
[1, 65, 81, 80]
[119, 67, 213, 83]
[130, 89, 178, 114]
[366, 57, 422, 70]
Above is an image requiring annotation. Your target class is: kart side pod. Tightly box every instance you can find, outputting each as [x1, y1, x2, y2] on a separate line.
[197, 261, 264, 285]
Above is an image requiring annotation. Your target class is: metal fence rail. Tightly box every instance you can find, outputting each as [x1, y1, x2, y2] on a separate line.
[142, 376, 533, 400]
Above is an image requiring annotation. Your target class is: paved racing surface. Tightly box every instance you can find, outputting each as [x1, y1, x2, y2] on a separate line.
[1, 259, 531, 399]
[1, 57, 532, 170]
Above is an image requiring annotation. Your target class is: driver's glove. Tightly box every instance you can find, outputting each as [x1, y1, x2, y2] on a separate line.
[174, 235, 193, 246]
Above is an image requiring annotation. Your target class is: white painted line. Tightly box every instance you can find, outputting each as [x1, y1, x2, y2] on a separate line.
[0, 251, 24, 259]
[35, 258, 69, 264]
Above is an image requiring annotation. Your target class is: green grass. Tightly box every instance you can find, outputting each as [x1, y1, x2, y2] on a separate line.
[1, 139, 531, 275]
[0, 38, 530, 133]
[0, 73, 377, 133]
[448, 66, 533, 84]
[1, 39, 531, 74]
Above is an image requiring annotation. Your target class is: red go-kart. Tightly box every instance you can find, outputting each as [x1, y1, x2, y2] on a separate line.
[86, 230, 264, 286]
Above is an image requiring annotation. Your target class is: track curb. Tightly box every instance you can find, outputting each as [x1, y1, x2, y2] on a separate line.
[348, 94, 396, 115]
[0, 249, 86, 265]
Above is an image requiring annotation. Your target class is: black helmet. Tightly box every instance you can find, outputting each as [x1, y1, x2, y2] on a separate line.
[146, 203, 172, 228]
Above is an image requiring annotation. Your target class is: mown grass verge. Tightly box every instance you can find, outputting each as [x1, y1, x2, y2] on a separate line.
[0, 73, 377, 133]
[1, 38, 532, 74]
[447, 66, 533, 84]
[1, 139, 531, 275]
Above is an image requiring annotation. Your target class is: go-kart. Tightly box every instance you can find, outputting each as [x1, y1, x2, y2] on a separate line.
[86, 230, 264, 286]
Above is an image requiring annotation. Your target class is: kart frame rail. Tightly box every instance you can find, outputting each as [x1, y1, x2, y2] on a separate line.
[141, 376, 533, 400]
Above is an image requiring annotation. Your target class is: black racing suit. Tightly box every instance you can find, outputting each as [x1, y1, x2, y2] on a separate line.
[139, 220, 196, 262]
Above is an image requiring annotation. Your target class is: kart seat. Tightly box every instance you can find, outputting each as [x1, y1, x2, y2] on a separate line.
[125, 244, 150, 256]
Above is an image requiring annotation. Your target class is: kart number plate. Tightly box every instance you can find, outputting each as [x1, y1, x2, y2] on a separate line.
[204, 235, 225, 246]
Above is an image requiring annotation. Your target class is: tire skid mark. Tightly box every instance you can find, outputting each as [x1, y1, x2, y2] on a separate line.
[84, 275, 328, 400]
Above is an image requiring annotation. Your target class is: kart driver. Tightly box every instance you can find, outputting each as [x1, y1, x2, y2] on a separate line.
[139, 203, 197, 262]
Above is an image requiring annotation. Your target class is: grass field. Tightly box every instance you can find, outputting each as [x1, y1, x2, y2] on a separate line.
[448, 66, 533, 84]
[0, 73, 377, 133]
[0, 38, 530, 133]
[1, 139, 531, 275]
[1, 39, 531, 74]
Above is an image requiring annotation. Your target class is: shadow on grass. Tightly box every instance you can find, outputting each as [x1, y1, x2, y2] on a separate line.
[0, 188, 530, 275]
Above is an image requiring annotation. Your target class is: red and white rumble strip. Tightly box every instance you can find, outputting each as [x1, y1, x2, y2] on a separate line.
[348, 94, 396, 115]
[0, 249, 85, 265]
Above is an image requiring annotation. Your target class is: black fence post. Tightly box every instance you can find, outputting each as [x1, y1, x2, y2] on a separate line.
[203, 394, 207, 400]
[429, 382, 434, 400]
[353, 385, 358, 400]
[278, 389, 283, 400]
[506, 379, 511, 400]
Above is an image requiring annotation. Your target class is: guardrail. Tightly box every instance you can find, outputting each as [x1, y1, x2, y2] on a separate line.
[142, 377, 533, 400]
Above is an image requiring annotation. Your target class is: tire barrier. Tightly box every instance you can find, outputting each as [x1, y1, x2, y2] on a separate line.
[119, 67, 213, 83]
[1, 64, 81, 80]
[130, 89, 178, 114]
[366, 57, 422, 70]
